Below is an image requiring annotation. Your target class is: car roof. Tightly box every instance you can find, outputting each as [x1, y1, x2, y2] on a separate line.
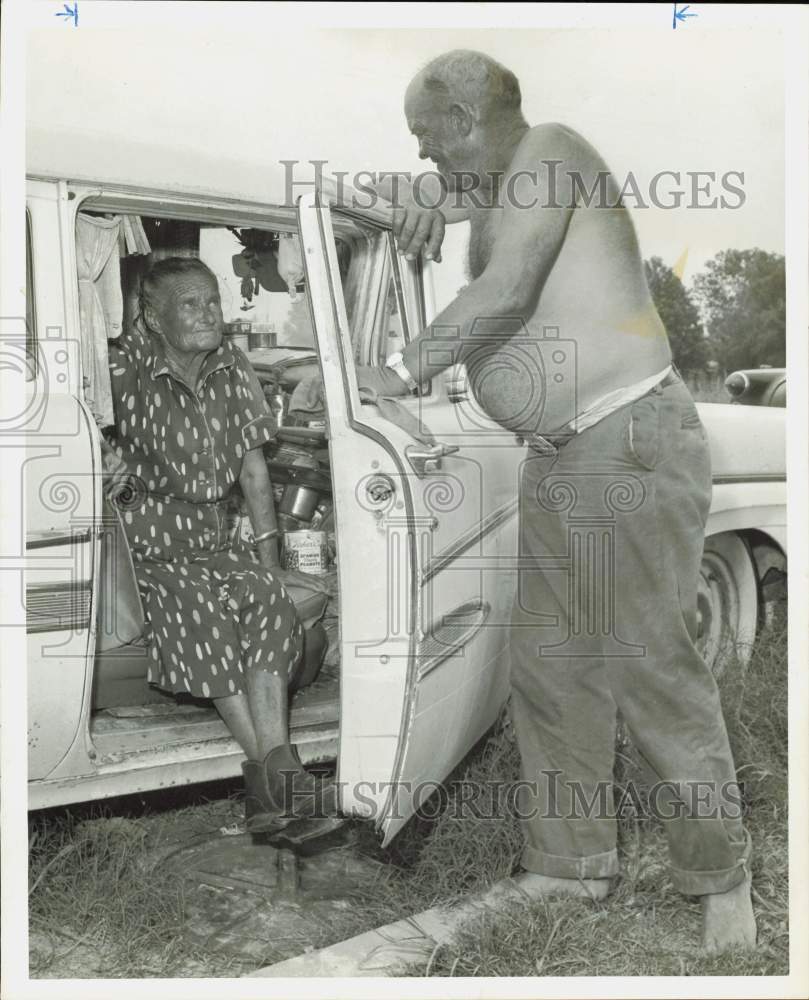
[27, 126, 339, 208]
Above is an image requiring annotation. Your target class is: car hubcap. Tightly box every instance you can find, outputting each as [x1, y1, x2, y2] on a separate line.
[697, 552, 741, 676]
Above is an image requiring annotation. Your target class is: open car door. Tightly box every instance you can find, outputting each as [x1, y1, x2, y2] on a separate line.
[23, 184, 102, 782]
[298, 183, 518, 845]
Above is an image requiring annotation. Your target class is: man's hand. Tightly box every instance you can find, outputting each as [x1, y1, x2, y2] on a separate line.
[392, 198, 445, 263]
[298, 366, 413, 410]
[373, 171, 467, 262]
[356, 364, 413, 398]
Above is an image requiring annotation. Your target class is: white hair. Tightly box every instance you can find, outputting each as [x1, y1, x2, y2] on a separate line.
[418, 50, 523, 122]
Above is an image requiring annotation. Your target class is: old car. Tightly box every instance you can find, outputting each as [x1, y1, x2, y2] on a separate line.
[18, 128, 786, 846]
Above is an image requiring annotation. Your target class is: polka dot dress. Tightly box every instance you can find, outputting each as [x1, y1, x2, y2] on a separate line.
[105, 326, 303, 698]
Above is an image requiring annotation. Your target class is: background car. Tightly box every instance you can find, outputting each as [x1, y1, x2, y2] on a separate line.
[725, 367, 786, 407]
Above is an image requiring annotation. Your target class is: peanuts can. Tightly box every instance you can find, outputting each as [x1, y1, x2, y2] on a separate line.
[282, 530, 328, 575]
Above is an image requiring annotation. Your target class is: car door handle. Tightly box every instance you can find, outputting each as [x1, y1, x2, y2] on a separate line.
[405, 442, 460, 477]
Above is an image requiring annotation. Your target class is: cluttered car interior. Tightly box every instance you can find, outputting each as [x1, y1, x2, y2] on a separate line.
[76, 204, 407, 770]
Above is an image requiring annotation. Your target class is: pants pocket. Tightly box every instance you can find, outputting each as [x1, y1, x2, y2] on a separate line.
[680, 399, 706, 435]
[625, 392, 661, 471]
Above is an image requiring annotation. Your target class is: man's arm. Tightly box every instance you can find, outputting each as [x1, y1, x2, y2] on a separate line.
[401, 125, 580, 382]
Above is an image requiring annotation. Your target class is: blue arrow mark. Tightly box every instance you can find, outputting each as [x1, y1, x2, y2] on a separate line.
[54, 3, 79, 27]
[673, 3, 697, 29]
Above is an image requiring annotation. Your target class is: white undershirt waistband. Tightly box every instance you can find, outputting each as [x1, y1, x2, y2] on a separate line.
[559, 364, 674, 438]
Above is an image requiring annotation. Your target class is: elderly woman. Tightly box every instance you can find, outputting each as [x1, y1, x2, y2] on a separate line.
[104, 256, 334, 846]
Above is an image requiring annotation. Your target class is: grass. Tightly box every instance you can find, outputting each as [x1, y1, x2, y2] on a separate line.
[344, 604, 789, 977]
[28, 604, 788, 978]
[28, 787, 248, 978]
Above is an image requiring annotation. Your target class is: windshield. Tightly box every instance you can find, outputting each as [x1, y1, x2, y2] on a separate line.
[199, 226, 314, 349]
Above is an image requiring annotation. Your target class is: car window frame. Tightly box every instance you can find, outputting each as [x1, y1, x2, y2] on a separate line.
[25, 209, 37, 381]
[331, 209, 434, 396]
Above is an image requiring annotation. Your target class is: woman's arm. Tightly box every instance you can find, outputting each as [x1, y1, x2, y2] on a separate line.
[239, 448, 281, 569]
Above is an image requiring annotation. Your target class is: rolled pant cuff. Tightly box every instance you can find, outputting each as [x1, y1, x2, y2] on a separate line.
[521, 845, 619, 880]
[669, 834, 752, 896]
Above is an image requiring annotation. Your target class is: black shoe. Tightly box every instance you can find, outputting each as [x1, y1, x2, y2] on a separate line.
[241, 760, 293, 835]
[262, 814, 347, 855]
[262, 742, 338, 819]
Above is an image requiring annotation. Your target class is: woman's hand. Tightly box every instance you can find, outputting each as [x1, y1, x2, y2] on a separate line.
[99, 435, 133, 502]
[256, 536, 281, 571]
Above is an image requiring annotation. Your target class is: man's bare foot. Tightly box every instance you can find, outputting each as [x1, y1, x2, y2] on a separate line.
[701, 874, 757, 953]
[514, 871, 611, 901]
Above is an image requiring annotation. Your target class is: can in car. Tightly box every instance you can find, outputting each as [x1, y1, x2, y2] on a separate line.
[282, 529, 328, 575]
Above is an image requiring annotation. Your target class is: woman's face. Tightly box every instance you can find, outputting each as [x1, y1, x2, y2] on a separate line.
[149, 271, 224, 355]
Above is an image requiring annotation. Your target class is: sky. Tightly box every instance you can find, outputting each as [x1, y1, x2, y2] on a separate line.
[26, 16, 785, 287]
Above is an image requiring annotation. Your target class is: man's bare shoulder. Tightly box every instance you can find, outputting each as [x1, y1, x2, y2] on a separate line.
[512, 122, 604, 172]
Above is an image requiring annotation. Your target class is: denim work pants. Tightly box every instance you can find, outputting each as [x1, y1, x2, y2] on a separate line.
[509, 375, 750, 895]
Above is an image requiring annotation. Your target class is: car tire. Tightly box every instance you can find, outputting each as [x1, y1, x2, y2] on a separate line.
[697, 532, 759, 677]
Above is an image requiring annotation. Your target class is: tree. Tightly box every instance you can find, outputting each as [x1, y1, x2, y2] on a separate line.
[644, 257, 707, 372]
[693, 249, 785, 372]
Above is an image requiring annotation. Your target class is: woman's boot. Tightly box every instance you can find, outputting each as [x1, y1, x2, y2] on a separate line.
[260, 743, 341, 849]
[241, 760, 293, 835]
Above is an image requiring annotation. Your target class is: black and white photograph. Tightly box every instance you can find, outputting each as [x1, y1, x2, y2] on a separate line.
[1, 2, 807, 997]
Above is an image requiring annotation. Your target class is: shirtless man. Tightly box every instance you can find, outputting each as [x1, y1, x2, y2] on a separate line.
[366, 50, 756, 954]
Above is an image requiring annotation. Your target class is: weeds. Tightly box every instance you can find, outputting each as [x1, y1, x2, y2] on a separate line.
[28, 793, 246, 977]
[28, 607, 788, 978]
[349, 607, 789, 977]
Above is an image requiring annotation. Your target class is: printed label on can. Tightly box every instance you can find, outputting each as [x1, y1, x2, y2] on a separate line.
[282, 530, 328, 575]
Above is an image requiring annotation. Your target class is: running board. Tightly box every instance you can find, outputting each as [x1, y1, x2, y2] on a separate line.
[29, 687, 339, 810]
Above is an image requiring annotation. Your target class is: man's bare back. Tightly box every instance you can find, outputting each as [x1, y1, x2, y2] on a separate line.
[464, 125, 672, 436]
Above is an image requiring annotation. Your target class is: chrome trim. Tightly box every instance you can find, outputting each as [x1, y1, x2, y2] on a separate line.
[422, 475, 780, 584]
[712, 474, 786, 485]
[78, 190, 298, 229]
[26, 581, 92, 633]
[26, 528, 94, 550]
[416, 601, 491, 680]
[422, 498, 519, 584]
[724, 371, 750, 397]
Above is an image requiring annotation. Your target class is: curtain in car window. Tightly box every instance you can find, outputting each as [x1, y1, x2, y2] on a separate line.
[76, 213, 150, 428]
[76, 213, 123, 428]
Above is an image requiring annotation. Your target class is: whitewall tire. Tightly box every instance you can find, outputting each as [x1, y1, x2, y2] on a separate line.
[697, 532, 759, 676]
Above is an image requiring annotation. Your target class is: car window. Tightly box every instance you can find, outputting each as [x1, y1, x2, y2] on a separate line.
[74, 211, 314, 351]
[72, 207, 317, 427]
[331, 214, 411, 370]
